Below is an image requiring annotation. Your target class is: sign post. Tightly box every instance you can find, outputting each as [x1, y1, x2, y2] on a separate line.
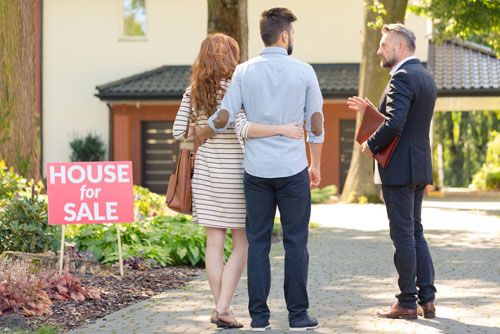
[58, 225, 66, 274]
[116, 225, 124, 276]
[47, 161, 134, 276]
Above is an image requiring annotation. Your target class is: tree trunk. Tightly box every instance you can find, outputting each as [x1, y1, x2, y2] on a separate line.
[207, 0, 248, 61]
[0, 0, 40, 180]
[341, 0, 408, 202]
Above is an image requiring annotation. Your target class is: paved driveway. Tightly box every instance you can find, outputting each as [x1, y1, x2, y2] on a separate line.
[71, 201, 500, 333]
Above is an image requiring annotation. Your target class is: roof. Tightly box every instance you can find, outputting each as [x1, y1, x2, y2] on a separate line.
[427, 41, 500, 96]
[95, 63, 360, 101]
[96, 41, 500, 101]
[95, 65, 191, 100]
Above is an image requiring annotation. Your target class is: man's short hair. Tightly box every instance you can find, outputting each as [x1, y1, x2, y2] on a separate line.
[260, 8, 297, 46]
[382, 23, 416, 52]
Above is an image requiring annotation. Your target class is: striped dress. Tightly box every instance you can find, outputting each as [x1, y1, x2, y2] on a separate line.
[172, 82, 249, 229]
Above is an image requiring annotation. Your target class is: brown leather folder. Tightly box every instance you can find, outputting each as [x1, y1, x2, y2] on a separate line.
[355, 104, 401, 168]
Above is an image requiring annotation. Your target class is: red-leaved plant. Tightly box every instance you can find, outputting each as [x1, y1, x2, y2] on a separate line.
[0, 259, 101, 317]
[0, 259, 52, 316]
[40, 271, 101, 302]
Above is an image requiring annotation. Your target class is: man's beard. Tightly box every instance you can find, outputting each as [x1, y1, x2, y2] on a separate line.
[287, 41, 293, 55]
[380, 53, 397, 68]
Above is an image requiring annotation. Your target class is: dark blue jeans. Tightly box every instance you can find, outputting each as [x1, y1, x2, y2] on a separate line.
[382, 184, 437, 309]
[244, 168, 311, 325]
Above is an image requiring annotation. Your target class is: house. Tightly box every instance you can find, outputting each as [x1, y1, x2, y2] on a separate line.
[42, 0, 500, 193]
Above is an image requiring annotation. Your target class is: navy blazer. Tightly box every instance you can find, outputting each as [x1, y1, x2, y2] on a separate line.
[367, 58, 437, 185]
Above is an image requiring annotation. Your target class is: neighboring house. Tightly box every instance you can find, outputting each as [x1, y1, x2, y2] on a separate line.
[43, 0, 500, 193]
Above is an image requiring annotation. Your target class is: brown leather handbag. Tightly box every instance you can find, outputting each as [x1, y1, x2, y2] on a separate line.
[165, 121, 196, 215]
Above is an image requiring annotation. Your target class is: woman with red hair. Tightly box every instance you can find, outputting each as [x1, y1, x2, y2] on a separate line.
[173, 33, 301, 328]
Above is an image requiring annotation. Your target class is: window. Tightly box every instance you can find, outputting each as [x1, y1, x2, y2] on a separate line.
[123, 0, 147, 38]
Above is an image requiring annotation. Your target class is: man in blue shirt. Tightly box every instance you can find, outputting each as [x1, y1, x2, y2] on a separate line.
[205, 7, 324, 332]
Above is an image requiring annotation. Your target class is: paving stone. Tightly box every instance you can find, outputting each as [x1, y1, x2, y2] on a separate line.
[70, 203, 500, 334]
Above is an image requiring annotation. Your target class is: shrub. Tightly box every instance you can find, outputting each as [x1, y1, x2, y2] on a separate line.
[69, 133, 106, 162]
[433, 110, 500, 187]
[0, 195, 59, 254]
[40, 271, 101, 302]
[133, 185, 168, 219]
[0, 258, 100, 318]
[311, 185, 337, 204]
[69, 215, 233, 267]
[470, 132, 500, 191]
[485, 171, 500, 190]
[0, 259, 52, 317]
[0, 162, 58, 254]
[345, 191, 382, 204]
[0, 160, 44, 208]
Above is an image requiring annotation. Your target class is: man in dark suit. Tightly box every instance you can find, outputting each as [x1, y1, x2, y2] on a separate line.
[347, 23, 437, 319]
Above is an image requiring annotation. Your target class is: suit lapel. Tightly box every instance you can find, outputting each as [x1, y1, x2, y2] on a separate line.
[379, 81, 390, 114]
[378, 59, 420, 115]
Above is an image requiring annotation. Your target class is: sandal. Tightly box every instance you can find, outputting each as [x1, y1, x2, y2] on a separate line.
[213, 309, 244, 329]
[210, 309, 218, 324]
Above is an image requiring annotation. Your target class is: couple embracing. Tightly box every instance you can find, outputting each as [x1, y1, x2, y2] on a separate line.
[174, 7, 322, 331]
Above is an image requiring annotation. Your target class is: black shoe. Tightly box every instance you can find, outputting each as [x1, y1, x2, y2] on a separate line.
[250, 321, 271, 332]
[289, 315, 319, 331]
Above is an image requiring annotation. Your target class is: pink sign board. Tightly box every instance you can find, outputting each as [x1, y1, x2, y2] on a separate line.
[46, 161, 134, 225]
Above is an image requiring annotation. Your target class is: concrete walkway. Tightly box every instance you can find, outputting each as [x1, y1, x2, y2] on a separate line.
[71, 200, 500, 333]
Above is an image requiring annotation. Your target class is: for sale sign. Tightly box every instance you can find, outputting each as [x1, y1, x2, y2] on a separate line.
[46, 161, 134, 225]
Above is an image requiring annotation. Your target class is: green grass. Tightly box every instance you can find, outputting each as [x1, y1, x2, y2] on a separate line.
[8, 326, 60, 334]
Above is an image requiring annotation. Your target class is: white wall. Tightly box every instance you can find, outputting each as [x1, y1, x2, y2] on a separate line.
[43, 0, 429, 167]
[43, 0, 207, 166]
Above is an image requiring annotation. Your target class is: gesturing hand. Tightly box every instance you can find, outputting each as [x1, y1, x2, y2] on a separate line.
[347, 96, 376, 115]
[280, 123, 304, 139]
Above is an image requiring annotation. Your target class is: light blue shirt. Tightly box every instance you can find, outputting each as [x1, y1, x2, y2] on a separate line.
[208, 47, 324, 178]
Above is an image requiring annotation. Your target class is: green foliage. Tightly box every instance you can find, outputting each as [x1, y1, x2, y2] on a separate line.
[30, 326, 60, 334]
[67, 185, 231, 268]
[273, 218, 282, 238]
[273, 218, 321, 236]
[311, 185, 337, 204]
[124, 15, 146, 36]
[69, 133, 106, 162]
[471, 132, 500, 190]
[309, 222, 321, 229]
[409, 0, 500, 55]
[366, 0, 387, 30]
[124, 0, 146, 36]
[4, 327, 59, 334]
[0, 161, 58, 254]
[345, 190, 382, 204]
[133, 185, 168, 219]
[68, 215, 233, 267]
[0, 160, 44, 208]
[0, 195, 60, 254]
[433, 111, 500, 187]
[358, 196, 369, 204]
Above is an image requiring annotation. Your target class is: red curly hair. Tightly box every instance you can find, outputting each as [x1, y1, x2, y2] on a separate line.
[190, 33, 240, 118]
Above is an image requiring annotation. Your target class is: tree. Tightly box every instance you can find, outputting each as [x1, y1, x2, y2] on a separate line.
[0, 1, 41, 180]
[341, 0, 408, 202]
[409, 0, 500, 56]
[207, 0, 248, 61]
